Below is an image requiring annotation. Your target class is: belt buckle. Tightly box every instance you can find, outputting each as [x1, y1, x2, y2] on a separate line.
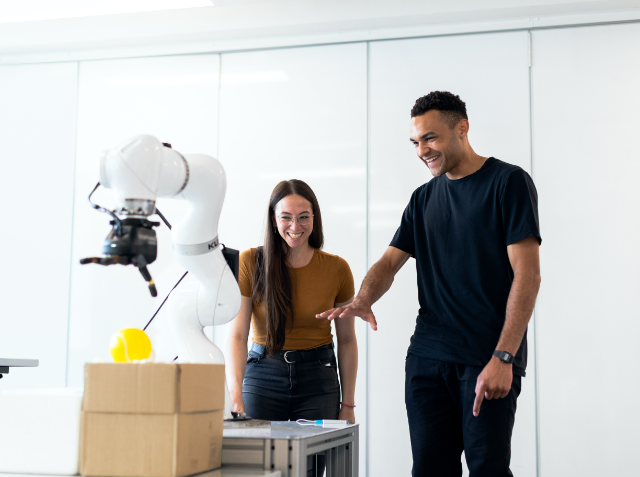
[284, 351, 294, 363]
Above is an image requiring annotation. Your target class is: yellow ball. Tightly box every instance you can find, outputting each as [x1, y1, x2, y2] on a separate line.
[109, 328, 153, 362]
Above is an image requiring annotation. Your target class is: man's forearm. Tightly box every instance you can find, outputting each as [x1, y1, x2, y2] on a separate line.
[496, 272, 541, 355]
[357, 260, 396, 306]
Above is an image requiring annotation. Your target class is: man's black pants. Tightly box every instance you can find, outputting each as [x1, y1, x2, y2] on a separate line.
[405, 354, 521, 477]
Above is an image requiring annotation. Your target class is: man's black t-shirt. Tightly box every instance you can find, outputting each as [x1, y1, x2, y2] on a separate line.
[390, 157, 541, 376]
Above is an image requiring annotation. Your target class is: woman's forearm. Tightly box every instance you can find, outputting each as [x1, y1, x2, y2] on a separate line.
[226, 296, 253, 411]
[226, 336, 249, 409]
[337, 338, 358, 405]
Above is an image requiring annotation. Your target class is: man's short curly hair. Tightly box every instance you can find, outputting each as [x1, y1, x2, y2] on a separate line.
[410, 91, 468, 129]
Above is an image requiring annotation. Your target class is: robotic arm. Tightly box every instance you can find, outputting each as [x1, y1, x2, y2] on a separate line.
[81, 134, 242, 417]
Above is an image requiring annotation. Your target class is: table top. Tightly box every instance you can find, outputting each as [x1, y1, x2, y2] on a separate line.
[0, 468, 279, 477]
[223, 420, 359, 440]
[0, 358, 38, 367]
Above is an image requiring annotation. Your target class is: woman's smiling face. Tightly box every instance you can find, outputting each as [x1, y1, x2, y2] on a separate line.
[273, 194, 314, 249]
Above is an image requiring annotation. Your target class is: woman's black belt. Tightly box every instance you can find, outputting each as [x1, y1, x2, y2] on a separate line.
[250, 342, 334, 363]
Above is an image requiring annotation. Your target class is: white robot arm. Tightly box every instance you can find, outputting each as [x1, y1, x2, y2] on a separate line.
[82, 134, 241, 417]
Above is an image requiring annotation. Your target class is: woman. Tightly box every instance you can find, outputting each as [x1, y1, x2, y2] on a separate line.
[227, 179, 357, 424]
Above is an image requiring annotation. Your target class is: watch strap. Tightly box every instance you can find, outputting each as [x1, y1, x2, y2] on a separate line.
[493, 350, 514, 364]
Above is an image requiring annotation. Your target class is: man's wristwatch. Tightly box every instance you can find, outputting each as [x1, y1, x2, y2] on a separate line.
[493, 350, 514, 364]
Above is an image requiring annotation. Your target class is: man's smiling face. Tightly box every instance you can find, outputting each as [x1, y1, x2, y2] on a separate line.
[409, 109, 465, 178]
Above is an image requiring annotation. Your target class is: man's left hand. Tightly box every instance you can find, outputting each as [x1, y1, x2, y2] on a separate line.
[473, 356, 513, 417]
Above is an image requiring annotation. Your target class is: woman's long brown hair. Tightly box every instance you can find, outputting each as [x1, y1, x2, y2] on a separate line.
[251, 179, 324, 356]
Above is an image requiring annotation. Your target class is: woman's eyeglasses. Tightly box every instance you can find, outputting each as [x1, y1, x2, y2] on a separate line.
[277, 214, 314, 226]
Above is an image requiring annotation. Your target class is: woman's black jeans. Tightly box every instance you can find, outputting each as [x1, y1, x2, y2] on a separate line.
[243, 342, 340, 421]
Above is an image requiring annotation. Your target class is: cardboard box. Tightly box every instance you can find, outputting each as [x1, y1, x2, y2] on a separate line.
[81, 363, 225, 477]
[83, 362, 225, 414]
[81, 409, 223, 477]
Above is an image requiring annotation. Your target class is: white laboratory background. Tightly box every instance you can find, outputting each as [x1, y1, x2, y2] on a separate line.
[1, 20, 639, 477]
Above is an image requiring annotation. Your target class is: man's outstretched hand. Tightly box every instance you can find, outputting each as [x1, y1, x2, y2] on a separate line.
[316, 297, 378, 331]
[473, 356, 513, 417]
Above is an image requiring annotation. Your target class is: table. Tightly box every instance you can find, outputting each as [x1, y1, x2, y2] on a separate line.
[222, 421, 359, 477]
[0, 358, 38, 378]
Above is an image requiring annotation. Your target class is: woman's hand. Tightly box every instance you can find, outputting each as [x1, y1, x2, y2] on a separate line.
[339, 406, 356, 424]
[232, 399, 246, 414]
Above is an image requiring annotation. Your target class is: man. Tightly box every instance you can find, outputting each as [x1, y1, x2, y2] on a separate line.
[317, 91, 541, 476]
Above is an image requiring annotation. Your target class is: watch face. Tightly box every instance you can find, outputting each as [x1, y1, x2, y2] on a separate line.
[494, 350, 513, 363]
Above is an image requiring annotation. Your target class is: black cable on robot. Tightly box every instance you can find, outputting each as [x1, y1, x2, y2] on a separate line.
[142, 208, 188, 333]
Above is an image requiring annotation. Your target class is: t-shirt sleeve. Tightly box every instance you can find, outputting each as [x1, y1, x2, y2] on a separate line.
[501, 169, 542, 246]
[238, 248, 254, 298]
[389, 190, 417, 255]
[335, 257, 355, 304]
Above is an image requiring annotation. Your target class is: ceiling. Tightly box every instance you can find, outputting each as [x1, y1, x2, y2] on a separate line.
[1, 0, 640, 58]
[0, 1, 289, 23]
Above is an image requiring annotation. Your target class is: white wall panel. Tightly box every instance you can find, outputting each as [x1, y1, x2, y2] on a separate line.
[369, 32, 535, 476]
[67, 54, 220, 385]
[0, 62, 77, 389]
[217, 43, 368, 473]
[532, 23, 640, 476]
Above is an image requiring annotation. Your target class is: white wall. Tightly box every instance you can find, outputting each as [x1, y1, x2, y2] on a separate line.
[532, 23, 640, 476]
[0, 62, 77, 388]
[368, 31, 536, 477]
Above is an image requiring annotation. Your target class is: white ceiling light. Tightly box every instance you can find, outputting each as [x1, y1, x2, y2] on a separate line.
[0, 0, 213, 24]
